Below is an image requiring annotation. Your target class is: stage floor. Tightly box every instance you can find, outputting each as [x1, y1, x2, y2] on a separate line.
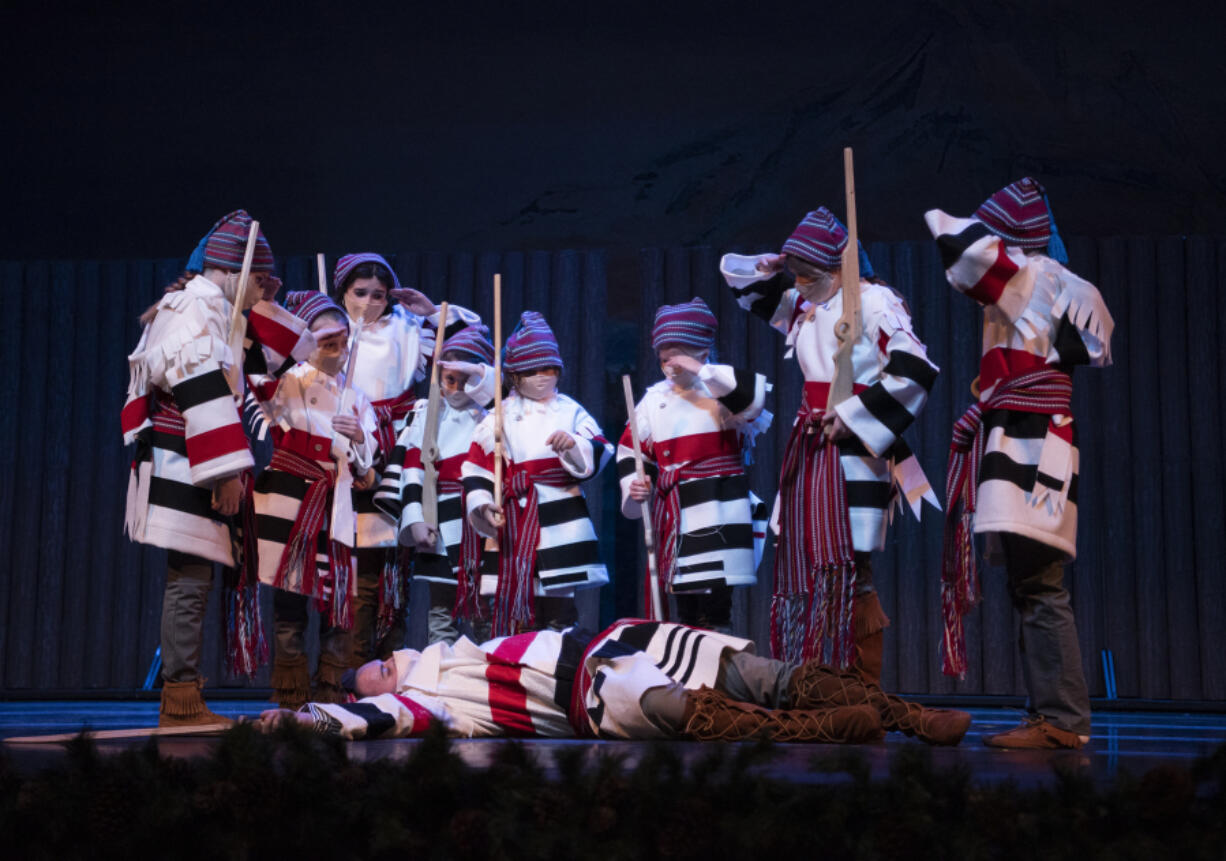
[3, 699, 1223, 787]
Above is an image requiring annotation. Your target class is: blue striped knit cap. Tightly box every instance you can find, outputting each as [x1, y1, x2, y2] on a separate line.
[974, 178, 1052, 250]
[503, 311, 564, 373]
[186, 209, 275, 273]
[443, 324, 495, 365]
[333, 252, 403, 293]
[284, 291, 349, 328]
[781, 207, 877, 277]
[652, 297, 718, 351]
[782, 207, 847, 269]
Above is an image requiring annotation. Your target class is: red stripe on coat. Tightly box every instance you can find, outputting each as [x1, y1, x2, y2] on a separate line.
[247, 308, 305, 360]
[121, 396, 150, 435]
[486, 633, 536, 735]
[964, 241, 1018, 307]
[979, 348, 1050, 396]
[393, 694, 436, 736]
[652, 429, 741, 467]
[185, 423, 250, 467]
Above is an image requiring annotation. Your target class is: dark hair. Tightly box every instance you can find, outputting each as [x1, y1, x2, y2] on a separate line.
[334, 261, 397, 317]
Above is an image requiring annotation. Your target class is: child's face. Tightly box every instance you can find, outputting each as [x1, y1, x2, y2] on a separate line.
[439, 352, 469, 396]
[785, 255, 839, 304]
[308, 313, 350, 373]
[343, 276, 388, 323]
[514, 367, 560, 401]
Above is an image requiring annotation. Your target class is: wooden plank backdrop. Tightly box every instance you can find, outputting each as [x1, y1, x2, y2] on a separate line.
[0, 238, 1223, 701]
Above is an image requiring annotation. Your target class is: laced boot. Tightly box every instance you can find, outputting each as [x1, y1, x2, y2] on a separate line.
[269, 653, 310, 710]
[852, 591, 890, 686]
[680, 687, 883, 744]
[313, 653, 351, 704]
[158, 678, 232, 728]
[788, 662, 971, 746]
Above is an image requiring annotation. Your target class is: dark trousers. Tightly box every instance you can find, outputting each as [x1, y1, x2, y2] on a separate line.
[1001, 533, 1091, 735]
[161, 551, 214, 683]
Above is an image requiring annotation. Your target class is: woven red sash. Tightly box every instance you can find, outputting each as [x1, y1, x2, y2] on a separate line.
[770, 391, 857, 668]
[493, 463, 576, 637]
[371, 389, 417, 462]
[439, 477, 485, 623]
[150, 390, 186, 435]
[267, 447, 354, 629]
[647, 455, 744, 621]
[941, 367, 1073, 677]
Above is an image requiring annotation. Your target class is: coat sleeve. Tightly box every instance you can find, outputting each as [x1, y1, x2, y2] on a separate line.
[461, 415, 498, 537]
[720, 253, 804, 335]
[560, 400, 612, 480]
[698, 363, 768, 422]
[833, 286, 940, 458]
[301, 692, 442, 739]
[616, 395, 658, 520]
[378, 402, 426, 527]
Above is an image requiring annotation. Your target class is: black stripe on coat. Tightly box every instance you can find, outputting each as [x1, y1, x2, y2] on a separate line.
[536, 540, 602, 572]
[845, 481, 892, 509]
[716, 367, 758, 415]
[342, 702, 397, 738]
[678, 523, 754, 556]
[882, 350, 938, 391]
[677, 473, 750, 507]
[148, 476, 226, 522]
[858, 383, 916, 439]
[537, 495, 592, 528]
[172, 368, 233, 412]
[935, 221, 992, 270]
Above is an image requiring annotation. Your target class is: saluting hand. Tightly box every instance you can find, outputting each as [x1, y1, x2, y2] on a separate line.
[389, 287, 437, 316]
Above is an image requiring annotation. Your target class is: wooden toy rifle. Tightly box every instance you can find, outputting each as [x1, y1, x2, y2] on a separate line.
[420, 302, 450, 555]
[825, 147, 863, 428]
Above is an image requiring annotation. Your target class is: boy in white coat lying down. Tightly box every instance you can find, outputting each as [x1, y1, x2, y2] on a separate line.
[258, 620, 970, 745]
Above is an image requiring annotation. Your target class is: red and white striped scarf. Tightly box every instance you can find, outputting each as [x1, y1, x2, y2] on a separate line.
[493, 464, 575, 637]
[941, 367, 1073, 677]
[771, 398, 856, 668]
[648, 455, 744, 621]
[439, 477, 484, 623]
[267, 448, 355, 629]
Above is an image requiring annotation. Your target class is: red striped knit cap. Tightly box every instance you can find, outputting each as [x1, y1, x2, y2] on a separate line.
[333, 252, 402, 293]
[195, 210, 275, 272]
[284, 291, 349, 328]
[974, 178, 1051, 250]
[443, 325, 495, 365]
[652, 297, 718, 351]
[781, 207, 847, 269]
[503, 311, 564, 373]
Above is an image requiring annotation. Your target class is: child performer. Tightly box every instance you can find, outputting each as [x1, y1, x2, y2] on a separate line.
[462, 311, 612, 636]
[251, 292, 379, 707]
[122, 210, 316, 726]
[374, 326, 497, 645]
[619, 297, 771, 633]
[329, 253, 481, 664]
[721, 208, 939, 682]
[925, 178, 1113, 749]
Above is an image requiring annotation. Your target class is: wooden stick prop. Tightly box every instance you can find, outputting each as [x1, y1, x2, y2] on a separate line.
[622, 374, 664, 621]
[420, 302, 450, 554]
[825, 147, 863, 431]
[224, 218, 261, 397]
[337, 304, 376, 415]
[492, 275, 504, 538]
[316, 253, 328, 294]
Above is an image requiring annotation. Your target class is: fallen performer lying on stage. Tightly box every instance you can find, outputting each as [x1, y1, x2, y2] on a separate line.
[257, 621, 970, 744]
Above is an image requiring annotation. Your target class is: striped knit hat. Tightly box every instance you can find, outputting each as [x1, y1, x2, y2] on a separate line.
[284, 290, 349, 328]
[503, 311, 564, 373]
[186, 210, 275, 273]
[782, 207, 877, 278]
[333, 252, 403, 293]
[974, 178, 1053, 250]
[652, 297, 718, 351]
[442, 325, 495, 365]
